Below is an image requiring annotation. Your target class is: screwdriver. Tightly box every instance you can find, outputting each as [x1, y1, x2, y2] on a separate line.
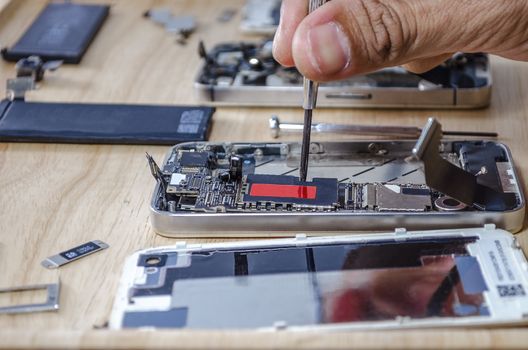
[300, 0, 328, 182]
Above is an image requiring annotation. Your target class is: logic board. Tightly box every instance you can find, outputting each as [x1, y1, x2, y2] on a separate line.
[148, 140, 524, 236]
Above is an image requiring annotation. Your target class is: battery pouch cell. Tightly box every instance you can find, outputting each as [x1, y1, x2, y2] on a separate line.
[1, 2, 109, 64]
[0, 100, 214, 145]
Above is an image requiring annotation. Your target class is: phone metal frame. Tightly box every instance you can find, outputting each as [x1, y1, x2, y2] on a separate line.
[194, 49, 492, 109]
[149, 140, 525, 237]
[195, 77, 492, 109]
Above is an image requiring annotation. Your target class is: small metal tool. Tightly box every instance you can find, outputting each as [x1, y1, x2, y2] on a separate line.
[300, 0, 328, 182]
[41, 240, 109, 269]
[269, 115, 498, 138]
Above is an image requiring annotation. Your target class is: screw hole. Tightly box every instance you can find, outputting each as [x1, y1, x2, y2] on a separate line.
[145, 267, 158, 274]
[145, 257, 161, 265]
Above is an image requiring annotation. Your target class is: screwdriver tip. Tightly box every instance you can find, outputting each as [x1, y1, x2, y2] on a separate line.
[299, 108, 314, 182]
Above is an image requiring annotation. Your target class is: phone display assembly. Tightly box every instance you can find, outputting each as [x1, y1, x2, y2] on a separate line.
[1, 2, 109, 64]
[195, 40, 491, 109]
[110, 226, 528, 330]
[147, 123, 524, 236]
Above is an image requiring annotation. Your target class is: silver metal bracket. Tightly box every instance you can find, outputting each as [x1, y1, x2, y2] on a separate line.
[6, 77, 34, 100]
[270, 115, 422, 138]
[269, 115, 497, 139]
[0, 281, 60, 314]
[5, 56, 62, 100]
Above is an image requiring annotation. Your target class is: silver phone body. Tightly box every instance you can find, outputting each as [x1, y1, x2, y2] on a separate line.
[149, 140, 524, 237]
[195, 82, 491, 109]
[195, 41, 492, 109]
[194, 76, 491, 109]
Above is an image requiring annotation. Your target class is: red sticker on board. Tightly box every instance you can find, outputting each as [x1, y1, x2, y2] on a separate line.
[249, 184, 317, 199]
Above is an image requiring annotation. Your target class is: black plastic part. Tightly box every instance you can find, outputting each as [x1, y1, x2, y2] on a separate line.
[229, 156, 243, 179]
[180, 152, 214, 167]
[401, 187, 430, 196]
[455, 142, 508, 192]
[0, 100, 214, 145]
[2, 3, 109, 64]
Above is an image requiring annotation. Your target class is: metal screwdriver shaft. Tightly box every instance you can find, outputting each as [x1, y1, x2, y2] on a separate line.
[300, 81, 317, 181]
[300, 0, 327, 182]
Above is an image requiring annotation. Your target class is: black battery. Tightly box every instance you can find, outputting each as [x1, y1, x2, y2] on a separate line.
[0, 99, 214, 145]
[1, 2, 110, 64]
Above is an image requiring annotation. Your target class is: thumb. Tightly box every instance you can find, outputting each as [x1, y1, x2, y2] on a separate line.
[289, 0, 528, 81]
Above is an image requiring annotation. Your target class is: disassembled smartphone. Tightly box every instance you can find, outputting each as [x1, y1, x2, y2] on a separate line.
[109, 225, 528, 330]
[147, 119, 524, 236]
[195, 40, 491, 108]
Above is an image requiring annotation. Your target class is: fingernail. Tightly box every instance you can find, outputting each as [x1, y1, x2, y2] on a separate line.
[308, 22, 351, 75]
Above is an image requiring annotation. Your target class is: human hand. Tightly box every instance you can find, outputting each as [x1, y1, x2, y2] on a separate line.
[272, 0, 528, 82]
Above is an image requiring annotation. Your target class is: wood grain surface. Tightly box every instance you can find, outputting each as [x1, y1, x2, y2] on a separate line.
[1, 0, 528, 348]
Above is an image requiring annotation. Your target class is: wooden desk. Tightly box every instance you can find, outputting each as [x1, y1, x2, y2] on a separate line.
[1, 1, 528, 348]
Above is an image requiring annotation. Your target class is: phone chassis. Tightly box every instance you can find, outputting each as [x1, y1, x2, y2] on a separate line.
[149, 140, 524, 237]
[195, 40, 492, 109]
